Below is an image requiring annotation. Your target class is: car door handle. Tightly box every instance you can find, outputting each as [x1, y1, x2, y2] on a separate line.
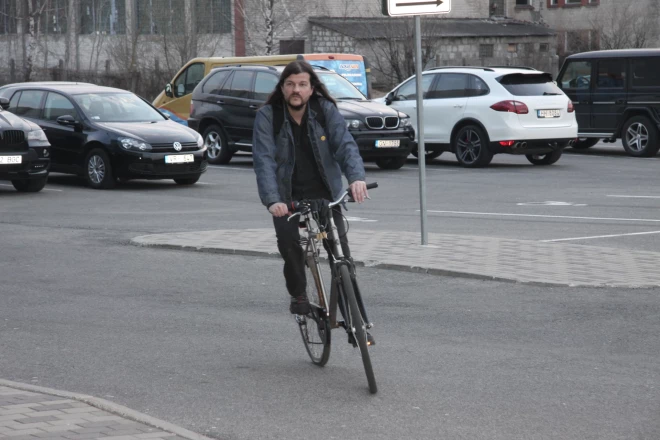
[454, 104, 463, 108]
[249, 105, 259, 109]
[216, 100, 224, 104]
[615, 99, 625, 105]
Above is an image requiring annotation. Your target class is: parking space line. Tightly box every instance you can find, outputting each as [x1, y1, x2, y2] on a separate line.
[607, 195, 660, 199]
[541, 230, 660, 243]
[424, 210, 660, 223]
[0, 183, 63, 192]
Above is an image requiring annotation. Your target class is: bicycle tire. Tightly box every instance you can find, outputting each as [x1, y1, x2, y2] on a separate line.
[298, 253, 331, 366]
[340, 265, 377, 394]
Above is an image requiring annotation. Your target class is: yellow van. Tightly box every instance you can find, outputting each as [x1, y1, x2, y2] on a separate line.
[152, 53, 371, 125]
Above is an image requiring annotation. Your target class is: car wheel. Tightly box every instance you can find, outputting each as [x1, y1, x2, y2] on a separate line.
[453, 125, 492, 168]
[526, 149, 563, 166]
[572, 138, 599, 150]
[622, 116, 660, 157]
[412, 148, 443, 162]
[174, 175, 201, 185]
[375, 156, 407, 170]
[85, 148, 115, 189]
[203, 124, 234, 164]
[11, 177, 47, 193]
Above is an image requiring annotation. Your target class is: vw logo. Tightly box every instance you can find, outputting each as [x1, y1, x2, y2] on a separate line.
[173, 142, 182, 151]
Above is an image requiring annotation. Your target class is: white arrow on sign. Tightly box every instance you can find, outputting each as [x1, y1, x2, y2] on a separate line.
[387, 0, 451, 16]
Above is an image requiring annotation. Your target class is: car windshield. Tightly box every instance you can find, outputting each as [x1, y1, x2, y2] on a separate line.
[318, 72, 365, 100]
[497, 73, 564, 97]
[73, 93, 165, 123]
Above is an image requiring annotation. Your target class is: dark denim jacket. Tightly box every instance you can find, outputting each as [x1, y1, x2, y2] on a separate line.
[252, 98, 366, 207]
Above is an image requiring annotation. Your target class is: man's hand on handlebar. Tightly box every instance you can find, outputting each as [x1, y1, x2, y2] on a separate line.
[349, 180, 368, 204]
[269, 202, 289, 217]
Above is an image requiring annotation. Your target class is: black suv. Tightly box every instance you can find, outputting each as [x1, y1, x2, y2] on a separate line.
[0, 83, 206, 189]
[0, 97, 50, 192]
[557, 49, 660, 156]
[187, 65, 415, 169]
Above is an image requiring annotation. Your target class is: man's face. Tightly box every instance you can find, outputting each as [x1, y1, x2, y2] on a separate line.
[282, 72, 313, 111]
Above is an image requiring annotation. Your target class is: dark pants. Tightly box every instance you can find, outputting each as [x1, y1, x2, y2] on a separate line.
[272, 206, 350, 298]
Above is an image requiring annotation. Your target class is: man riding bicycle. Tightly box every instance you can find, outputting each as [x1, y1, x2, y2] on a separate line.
[252, 60, 370, 326]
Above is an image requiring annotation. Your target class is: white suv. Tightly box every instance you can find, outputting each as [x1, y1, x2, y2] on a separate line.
[377, 67, 578, 167]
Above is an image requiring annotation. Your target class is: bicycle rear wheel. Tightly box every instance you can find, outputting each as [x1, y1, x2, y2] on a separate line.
[297, 254, 331, 366]
[340, 265, 377, 394]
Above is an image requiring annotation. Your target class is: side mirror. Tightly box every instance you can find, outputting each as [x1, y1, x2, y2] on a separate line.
[0, 97, 9, 110]
[165, 83, 173, 98]
[56, 115, 78, 127]
[385, 93, 393, 105]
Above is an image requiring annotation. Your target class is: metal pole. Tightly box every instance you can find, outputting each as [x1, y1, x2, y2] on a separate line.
[415, 15, 428, 245]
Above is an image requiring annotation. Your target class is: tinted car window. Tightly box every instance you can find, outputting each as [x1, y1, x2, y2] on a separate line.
[225, 72, 254, 99]
[44, 92, 79, 121]
[173, 62, 205, 97]
[15, 90, 45, 118]
[468, 75, 489, 96]
[559, 60, 592, 89]
[73, 93, 165, 123]
[427, 73, 469, 99]
[8, 91, 20, 111]
[631, 57, 660, 88]
[498, 73, 563, 96]
[596, 59, 626, 89]
[254, 72, 278, 101]
[202, 70, 230, 95]
[395, 74, 435, 101]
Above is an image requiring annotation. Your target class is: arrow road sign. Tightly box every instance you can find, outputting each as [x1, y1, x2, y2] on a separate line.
[383, 0, 451, 16]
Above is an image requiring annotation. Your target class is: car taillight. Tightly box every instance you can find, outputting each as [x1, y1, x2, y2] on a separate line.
[567, 100, 574, 113]
[490, 100, 529, 114]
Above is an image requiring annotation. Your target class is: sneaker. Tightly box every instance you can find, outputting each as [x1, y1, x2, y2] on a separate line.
[289, 296, 311, 315]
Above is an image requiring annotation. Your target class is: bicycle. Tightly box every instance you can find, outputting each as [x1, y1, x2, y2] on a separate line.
[288, 182, 378, 394]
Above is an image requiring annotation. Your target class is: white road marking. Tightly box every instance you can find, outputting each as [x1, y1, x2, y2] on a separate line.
[424, 210, 660, 223]
[517, 201, 587, 206]
[344, 216, 377, 222]
[0, 183, 63, 192]
[542, 230, 660, 243]
[607, 195, 660, 199]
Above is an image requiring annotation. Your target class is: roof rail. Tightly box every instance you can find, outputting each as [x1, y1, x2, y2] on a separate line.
[213, 64, 277, 70]
[424, 66, 495, 72]
[486, 65, 538, 70]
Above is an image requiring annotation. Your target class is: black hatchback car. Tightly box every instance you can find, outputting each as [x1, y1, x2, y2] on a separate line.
[557, 49, 660, 156]
[0, 97, 50, 192]
[0, 83, 207, 189]
[187, 65, 415, 169]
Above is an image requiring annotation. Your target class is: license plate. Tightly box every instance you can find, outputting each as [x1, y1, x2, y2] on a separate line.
[165, 154, 194, 164]
[375, 140, 400, 148]
[0, 155, 22, 165]
[537, 109, 561, 118]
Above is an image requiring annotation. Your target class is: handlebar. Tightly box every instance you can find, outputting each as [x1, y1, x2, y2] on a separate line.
[288, 182, 378, 219]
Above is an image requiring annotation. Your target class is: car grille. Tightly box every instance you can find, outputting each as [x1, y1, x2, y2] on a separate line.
[151, 142, 198, 152]
[365, 117, 399, 129]
[0, 130, 27, 152]
[129, 160, 206, 174]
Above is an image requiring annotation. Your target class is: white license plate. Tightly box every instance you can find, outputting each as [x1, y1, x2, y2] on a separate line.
[0, 155, 22, 165]
[165, 154, 194, 164]
[375, 140, 400, 148]
[538, 109, 561, 118]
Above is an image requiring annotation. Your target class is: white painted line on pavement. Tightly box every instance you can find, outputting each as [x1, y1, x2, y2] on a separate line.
[345, 216, 377, 222]
[607, 194, 660, 199]
[0, 183, 63, 192]
[542, 230, 660, 242]
[424, 210, 660, 223]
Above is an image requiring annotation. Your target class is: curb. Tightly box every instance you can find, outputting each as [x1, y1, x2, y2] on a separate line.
[0, 379, 215, 440]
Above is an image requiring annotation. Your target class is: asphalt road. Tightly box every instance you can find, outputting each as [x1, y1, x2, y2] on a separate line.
[1, 141, 659, 440]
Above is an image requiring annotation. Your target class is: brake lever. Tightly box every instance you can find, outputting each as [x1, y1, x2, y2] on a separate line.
[287, 212, 301, 222]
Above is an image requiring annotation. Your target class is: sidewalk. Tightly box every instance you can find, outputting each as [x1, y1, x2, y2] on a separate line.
[131, 229, 660, 288]
[0, 380, 211, 440]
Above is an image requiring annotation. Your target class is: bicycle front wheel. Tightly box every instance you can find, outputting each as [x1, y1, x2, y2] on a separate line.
[297, 254, 331, 366]
[340, 265, 377, 394]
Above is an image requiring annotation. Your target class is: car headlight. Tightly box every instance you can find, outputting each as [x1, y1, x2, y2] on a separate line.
[195, 132, 204, 148]
[118, 136, 152, 151]
[400, 118, 412, 128]
[346, 119, 361, 129]
[27, 129, 49, 146]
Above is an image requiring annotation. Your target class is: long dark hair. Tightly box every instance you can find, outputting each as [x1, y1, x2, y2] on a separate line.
[265, 60, 336, 107]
